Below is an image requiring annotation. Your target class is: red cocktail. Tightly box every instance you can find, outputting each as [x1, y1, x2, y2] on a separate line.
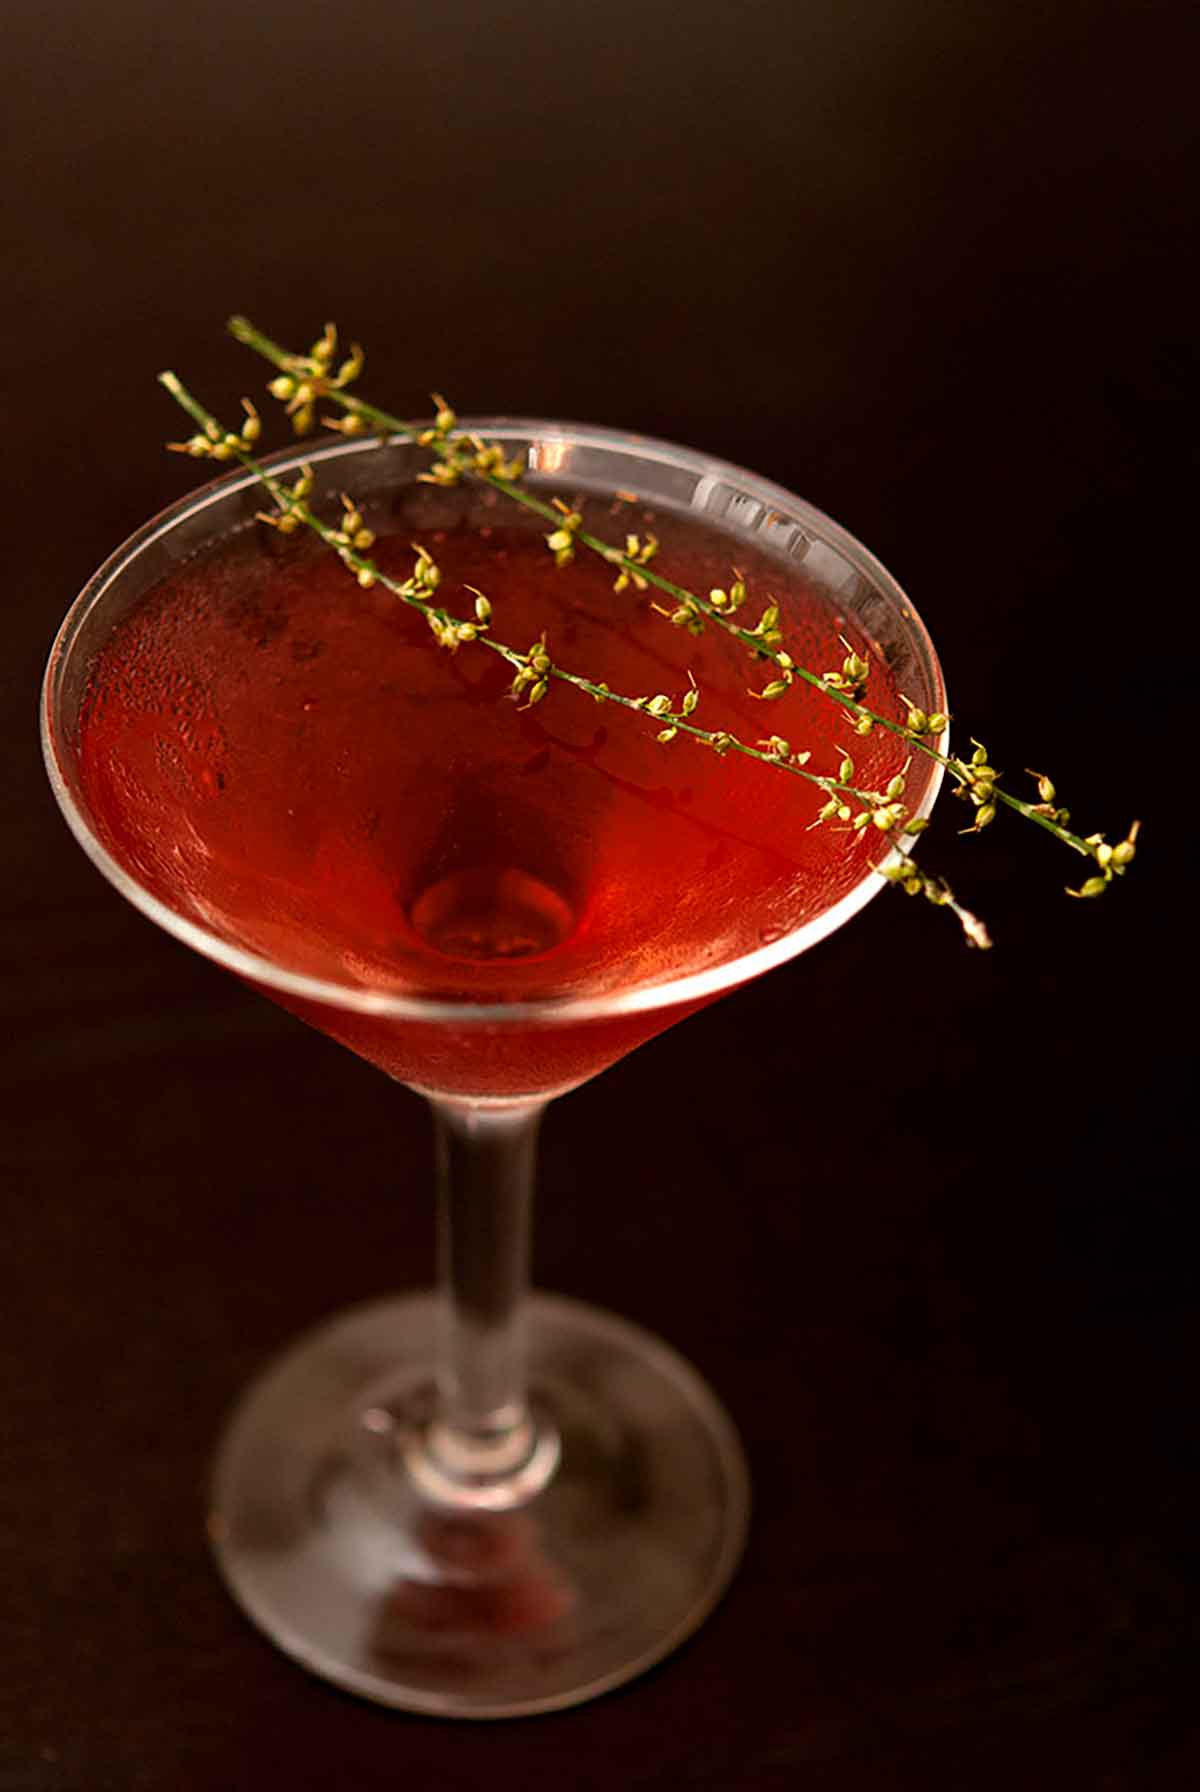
[44, 423, 945, 1715]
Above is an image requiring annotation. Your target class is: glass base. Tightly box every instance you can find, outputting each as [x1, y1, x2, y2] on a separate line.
[209, 1292, 750, 1717]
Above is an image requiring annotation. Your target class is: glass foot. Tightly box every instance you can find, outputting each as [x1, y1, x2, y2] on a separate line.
[209, 1292, 750, 1717]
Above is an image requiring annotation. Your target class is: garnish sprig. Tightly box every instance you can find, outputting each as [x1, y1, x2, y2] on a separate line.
[226, 316, 1136, 897]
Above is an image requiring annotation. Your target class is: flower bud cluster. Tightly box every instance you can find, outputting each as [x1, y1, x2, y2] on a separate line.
[546, 501, 584, 569]
[268, 324, 365, 436]
[417, 397, 524, 487]
[606, 532, 659, 592]
[253, 465, 315, 536]
[953, 740, 1001, 833]
[1067, 820, 1140, 898]
[707, 577, 748, 615]
[755, 735, 811, 766]
[168, 398, 262, 462]
[900, 694, 950, 738]
[822, 640, 871, 700]
[510, 635, 553, 706]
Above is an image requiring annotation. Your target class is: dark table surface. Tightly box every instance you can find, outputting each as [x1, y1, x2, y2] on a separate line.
[3, 2, 1195, 1785]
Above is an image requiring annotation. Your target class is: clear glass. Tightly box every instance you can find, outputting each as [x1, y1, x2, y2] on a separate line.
[42, 423, 945, 1716]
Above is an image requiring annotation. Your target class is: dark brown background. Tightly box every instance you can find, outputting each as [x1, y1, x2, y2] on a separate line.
[3, 2, 1195, 1786]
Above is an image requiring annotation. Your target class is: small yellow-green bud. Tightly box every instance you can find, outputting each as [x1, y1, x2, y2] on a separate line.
[647, 694, 672, 716]
[356, 568, 376, 589]
[657, 727, 678, 743]
[838, 757, 854, 783]
[269, 375, 297, 401]
[682, 687, 699, 715]
[758, 680, 790, 700]
[474, 594, 492, 622]
[975, 804, 996, 829]
[528, 679, 548, 705]
[1068, 875, 1110, 899]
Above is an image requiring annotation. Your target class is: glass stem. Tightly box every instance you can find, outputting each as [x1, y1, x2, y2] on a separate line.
[413, 1097, 559, 1509]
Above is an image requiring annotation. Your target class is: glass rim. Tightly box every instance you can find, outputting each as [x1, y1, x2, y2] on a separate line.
[41, 420, 947, 1028]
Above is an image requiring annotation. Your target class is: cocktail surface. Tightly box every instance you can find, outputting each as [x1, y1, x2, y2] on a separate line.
[77, 487, 915, 1092]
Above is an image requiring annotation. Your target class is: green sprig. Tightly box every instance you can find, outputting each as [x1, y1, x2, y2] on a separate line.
[171, 325, 1145, 940]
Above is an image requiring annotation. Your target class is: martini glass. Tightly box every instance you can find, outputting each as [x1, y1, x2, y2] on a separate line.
[42, 422, 945, 1717]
